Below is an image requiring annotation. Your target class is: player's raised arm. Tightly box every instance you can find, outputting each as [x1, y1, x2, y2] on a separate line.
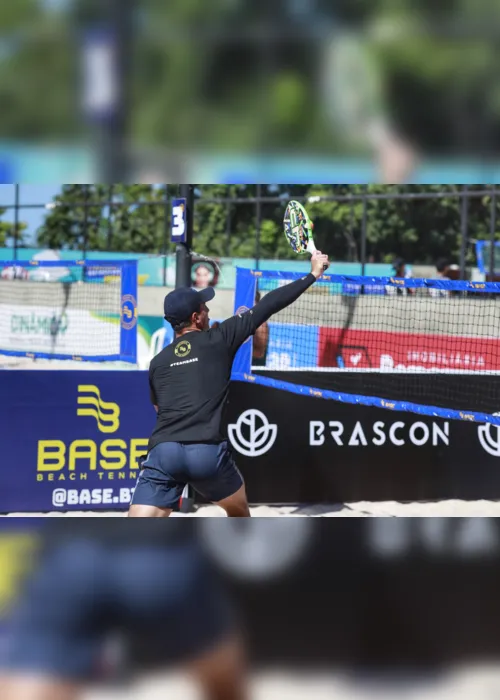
[218, 251, 330, 352]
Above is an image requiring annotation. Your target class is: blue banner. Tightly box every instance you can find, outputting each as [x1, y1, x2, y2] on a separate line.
[264, 322, 319, 369]
[0, 371, 155, 512]
[119, 260, 138, 363]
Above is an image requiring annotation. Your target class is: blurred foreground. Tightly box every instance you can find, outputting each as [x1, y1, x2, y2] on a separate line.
[2, 519, 500, 699]
[1, 2, 500, 182]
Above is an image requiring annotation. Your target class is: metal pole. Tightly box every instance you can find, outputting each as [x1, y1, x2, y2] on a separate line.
[255, 184, 262, 271]
[81, 185, 90, 283]
[489, 186, 497, 281]
[175, 185, 194, 288]
[13, 184, 20, 261]
[177, 185, 195, 513]
[162, 185, 169, 286]
[226, 202, 232, 258]
[92, 0, 131, 182]
[82, 185, 90, 258]
[106, 184, 114, 249]
[360, 195, 367, 276]
[459, 185, 469, 280]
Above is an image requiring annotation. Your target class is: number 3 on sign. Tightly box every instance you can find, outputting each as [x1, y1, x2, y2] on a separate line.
[171, 198, 187, 243]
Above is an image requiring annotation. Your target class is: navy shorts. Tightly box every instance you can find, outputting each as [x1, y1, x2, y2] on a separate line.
[2, 538, 234, 681]
[131, 441, 244, 510]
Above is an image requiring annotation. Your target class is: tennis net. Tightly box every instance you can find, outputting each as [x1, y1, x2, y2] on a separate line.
[232, 268, 500, 425]
[0, 260, 138, 363]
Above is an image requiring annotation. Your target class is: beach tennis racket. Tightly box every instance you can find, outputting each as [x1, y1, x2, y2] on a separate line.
[284, 200, 328, 269]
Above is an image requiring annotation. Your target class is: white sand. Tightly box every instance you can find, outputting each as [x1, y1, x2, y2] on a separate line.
[81, 667, 500, 700]
[3, 499, 500, 517]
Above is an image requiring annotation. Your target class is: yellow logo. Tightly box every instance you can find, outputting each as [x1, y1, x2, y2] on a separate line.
[77, 385, 120, 433]
[175, 340, 191, 358]
[460, 412, 475, 421]
[0, 534, 38, 616]
[121, 294, 138, 330]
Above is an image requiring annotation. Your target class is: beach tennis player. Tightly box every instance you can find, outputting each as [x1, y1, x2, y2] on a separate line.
[1, 520, 247, 700]
[129, 250, 330, 518]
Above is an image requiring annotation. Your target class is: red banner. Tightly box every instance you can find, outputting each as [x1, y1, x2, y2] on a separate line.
[318, 328, 500, 371]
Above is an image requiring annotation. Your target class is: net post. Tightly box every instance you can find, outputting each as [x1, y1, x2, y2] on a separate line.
[175, 185, 194, 288]
[489, 187, 497, 282]
[360, 193, 368, 291]
[119, 259, 138, 364]
[176, 186, 196, 513]
[459, 185, 468, 281]
[13, 185, 20, 261]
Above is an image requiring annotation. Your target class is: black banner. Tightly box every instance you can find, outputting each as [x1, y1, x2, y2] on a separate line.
[5, 519, 500, 669]
[225, 372, 500, 503]
[217, 519, 500, 667]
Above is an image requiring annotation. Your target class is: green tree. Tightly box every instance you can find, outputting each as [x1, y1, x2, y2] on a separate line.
[37, 184, 180, 253]
[37, 183, 500, 266]
[0, 209, 27, 248]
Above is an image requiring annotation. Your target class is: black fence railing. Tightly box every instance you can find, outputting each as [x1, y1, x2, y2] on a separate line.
[1, 186, 499, 282]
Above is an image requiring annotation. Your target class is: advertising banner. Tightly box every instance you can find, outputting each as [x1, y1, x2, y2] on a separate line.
[1, 304, 121, 356]
[0, 371, 155, 512]
[318, 327, 500, 371]
[226, 373, 500, 503]
[4, 370, 500, 511]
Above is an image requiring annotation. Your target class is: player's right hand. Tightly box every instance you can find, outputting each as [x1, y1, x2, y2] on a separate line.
[311, 250, 330, 278]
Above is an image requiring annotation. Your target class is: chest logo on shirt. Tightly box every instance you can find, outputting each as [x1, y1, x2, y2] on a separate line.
[175, 339, 191, 358]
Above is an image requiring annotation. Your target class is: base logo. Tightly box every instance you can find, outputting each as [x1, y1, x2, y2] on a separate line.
[228, 409, 277, 457]
[121, 294, 138, 330]
[52, 488, 134, 507]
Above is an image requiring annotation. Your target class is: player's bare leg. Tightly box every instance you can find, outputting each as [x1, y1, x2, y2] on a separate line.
[1, 675, 78, 700]
[186, 633, 249, 700]
[128, 504, 172, 517]
[216, 485, 251, 517]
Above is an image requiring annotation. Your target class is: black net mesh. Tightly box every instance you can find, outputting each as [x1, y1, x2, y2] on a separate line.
[251, 275, 500, 417]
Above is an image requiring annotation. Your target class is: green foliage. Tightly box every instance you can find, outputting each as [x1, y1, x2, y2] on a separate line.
[36, 184, 500, 266]
[37, 185, 178, 253]
[0, 2, 499, 153]
[0, 209, 27, 248]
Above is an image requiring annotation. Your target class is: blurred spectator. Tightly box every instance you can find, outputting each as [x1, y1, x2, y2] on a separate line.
[193, 263, 213, 289]
[386, 257, 414, 296]
[251, 291, 269, 367]
[192, 260, 220, 290]
[0, 266, 28, 281]
[429, 258, 452, 298]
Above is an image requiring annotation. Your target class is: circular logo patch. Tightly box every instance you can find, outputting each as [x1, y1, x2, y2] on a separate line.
[175, 340, 191, 358]
[236, 305, 249, 316]
[121, 294, 138, 330]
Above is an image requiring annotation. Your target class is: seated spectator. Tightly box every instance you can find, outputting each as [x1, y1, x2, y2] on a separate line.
[386, 258, 415, 296]
[429, 258, 451, 297]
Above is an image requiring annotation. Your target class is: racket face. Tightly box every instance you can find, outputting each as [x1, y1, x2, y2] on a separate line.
[283, 201, 315, 255]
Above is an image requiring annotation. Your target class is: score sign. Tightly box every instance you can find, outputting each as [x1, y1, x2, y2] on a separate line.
[171, 198, 187, 244]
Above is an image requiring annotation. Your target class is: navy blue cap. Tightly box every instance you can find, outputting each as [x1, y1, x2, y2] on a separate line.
[163, 286, 215, 326]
